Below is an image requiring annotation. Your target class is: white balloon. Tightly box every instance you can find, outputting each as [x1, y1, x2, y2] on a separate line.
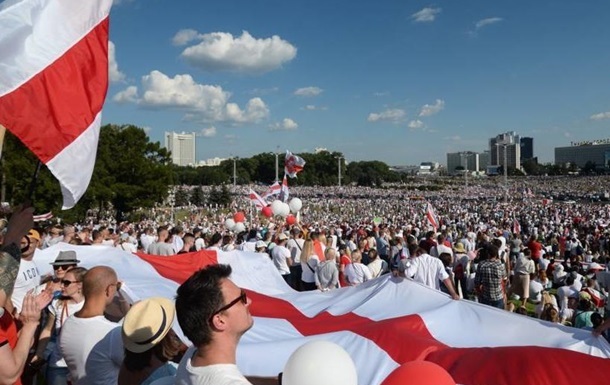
[288, 198, 302, 213]
[283, 341, 357, 385]
[280, 202, 291, 218]
[271, 200, 284, 216]
[224, 218, 235, 230]
[233, 222, 246, 233]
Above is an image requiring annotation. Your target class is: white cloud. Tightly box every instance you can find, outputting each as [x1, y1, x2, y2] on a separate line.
[294, 87, 323, 97]
[179, 31, 297, 73]
[373, 91, 390, 97]
[113, 70, 269, 124]
[408, 120, 424, 129]
[590, 111, 610, 120]
[443, 135, 461, 141]
[411, 7, 441, 23]
[367, 108, 406, 123]
[475, 17, 503, 30]
[419, 99, 445, 117]
[269, 118, 298, 131]
[142, 126, 152, 134]
[564, 132, 572, 138]
[112, 85, 138, 103]
[108, 41, 125, 83]
[172, 29, 200, 46]
[201, 126, 217, 137]
[301, 104, 327, 111]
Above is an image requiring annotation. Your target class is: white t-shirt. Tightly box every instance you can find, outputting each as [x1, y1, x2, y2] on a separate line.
[301, 255, 319, 283]
[403, 254, 449, 291]
[528, 280, 544, 304]
[47, 299, 85, 368]
[175, 347, 252, 385]
[195, 238, 206, 251]
[116, 242, 137, 253]
[345, 262, 372, 285]
[286, 238, 304, 264]
[368, 258, 388, 278]
[59, 315, 123, 385]
[12, 258, 42, 312]
[271, 245, 291, 275]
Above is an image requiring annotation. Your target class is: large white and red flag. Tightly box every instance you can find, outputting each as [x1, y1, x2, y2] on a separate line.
[35, 244, 610, 385]
[0, 0, 113, 209]
[284, 150, 305, 178]
[248, 189, 266, 211]
[279, 175, 289, 202]
[425, 202, 440, 230]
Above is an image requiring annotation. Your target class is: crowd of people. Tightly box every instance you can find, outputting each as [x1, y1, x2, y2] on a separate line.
[1, 175, 610, 384]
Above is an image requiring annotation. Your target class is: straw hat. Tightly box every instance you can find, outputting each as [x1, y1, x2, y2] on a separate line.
[122, 297, 175, 353]
[453, 242, 466, 253]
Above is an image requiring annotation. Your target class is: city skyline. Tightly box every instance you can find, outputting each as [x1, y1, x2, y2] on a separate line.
[101, 0, 610, 165]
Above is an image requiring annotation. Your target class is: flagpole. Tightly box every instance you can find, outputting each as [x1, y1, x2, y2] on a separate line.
[26, 160, 42, 205]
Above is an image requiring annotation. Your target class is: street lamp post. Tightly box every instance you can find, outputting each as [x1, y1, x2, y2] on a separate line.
[232, 157, 237, 187]
[337, 156, 343, 187]
[274, 145, 280, 182]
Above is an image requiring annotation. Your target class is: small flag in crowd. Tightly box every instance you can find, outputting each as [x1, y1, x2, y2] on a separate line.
[513, 218, 521, 235]
[248, 189, 267, 211]
[33, 212, 53, 222]
[425, 202, 439, 231]
[284, 150, 306, 178]
[0, 0, 113, 209]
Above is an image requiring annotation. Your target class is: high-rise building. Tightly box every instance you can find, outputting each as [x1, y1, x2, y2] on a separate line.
[164, 131, 196, 166]
[489, 131, 521, 170]
[555, 139, 610, 168]
[520, 137, 534, 161]
[446, 151, 483, 175]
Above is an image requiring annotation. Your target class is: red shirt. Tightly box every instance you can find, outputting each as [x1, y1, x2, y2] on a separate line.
[339, 254, 352, 287]
[528, 240, 542, 260]
[0, 309, 21, 385]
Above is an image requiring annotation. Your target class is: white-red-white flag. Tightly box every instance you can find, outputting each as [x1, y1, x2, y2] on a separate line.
[425, 202, 439, 230]
[0, 0, 113, 209]
[284, 150, 305, 178]
[513, 218, 521, 235]
[262, 181, 281, 200]
[33, 245, 610, 385]
[248, 189, 266, 211]
[33, 212, 53, 222]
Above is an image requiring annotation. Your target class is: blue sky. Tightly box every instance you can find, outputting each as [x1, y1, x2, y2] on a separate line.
[104, 0, 610, 166]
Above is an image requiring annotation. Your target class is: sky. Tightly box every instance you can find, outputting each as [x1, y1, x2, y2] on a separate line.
[102, 0, 610, 166]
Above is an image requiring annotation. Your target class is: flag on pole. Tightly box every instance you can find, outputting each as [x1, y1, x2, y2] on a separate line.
[34, 245, 610, 385]
[284, 150, 306, 178]
[279, 176, 289, 203]
[0, 0, 113, 209]
[33, 212, 53, 222]
[262, 181, 281, 200]
[425, 202, 439, 231]
[248, 189, 266, 211]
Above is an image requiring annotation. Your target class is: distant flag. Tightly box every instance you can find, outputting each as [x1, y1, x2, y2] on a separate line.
[0, 0, 113, 209]
[527, 188, 534, 197]
[279, 176, 290, 203]
[262, 181, 281, 200]
[284, 150, 306, 178]
[33, 212, 53, 222]
[248, 189, 267, 211]
[513, 218, 521, 235]
[425, 202, 439, 231]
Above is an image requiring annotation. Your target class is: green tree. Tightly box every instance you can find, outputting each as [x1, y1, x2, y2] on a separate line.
[191, 185, 205, 206]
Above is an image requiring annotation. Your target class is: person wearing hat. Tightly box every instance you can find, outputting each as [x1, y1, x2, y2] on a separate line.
[44, 250, 81, 298]
[11, 229, 43, 314]
[453, 242, 469, 298]
[271, 233, 292, 286]
[118, 298, 181, 385]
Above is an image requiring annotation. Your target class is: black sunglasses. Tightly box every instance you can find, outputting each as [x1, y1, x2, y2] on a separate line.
[209, 289, 247, 322]
[53, 264, 76, 271]
[61, 279, 81, 287]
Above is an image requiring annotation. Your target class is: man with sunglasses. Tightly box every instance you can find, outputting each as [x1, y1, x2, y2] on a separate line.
[10, 229, 42, 314]
[175, 264, 253, 385]
[59, 266, 124, 385]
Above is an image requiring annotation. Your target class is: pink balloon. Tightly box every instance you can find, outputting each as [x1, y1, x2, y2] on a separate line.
[233, 212, 245, 223]
[262, 206, 273, 218]
[381, 361, 455, 385]
[286, 214, 296, 225]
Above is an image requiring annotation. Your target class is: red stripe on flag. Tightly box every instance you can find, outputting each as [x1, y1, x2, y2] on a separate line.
[136, 250, 218, 283]
[0, 19, 109, 162]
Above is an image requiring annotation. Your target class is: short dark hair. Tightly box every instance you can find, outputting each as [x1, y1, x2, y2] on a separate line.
[175, 264, 232, 347]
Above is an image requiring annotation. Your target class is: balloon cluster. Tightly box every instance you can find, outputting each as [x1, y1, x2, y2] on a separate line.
[225, 211, 246, 233]
[262, 198, 302, 225]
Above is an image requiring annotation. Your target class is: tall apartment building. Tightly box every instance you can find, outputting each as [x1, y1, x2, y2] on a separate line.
[446, 151, 483, 175]
[520, 137, 534, 161]
[164, 131, 196, 166]
[489, 131, 521, 170]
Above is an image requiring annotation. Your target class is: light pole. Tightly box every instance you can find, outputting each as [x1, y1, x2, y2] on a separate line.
[337, 156, 343, 187]
[274, 145, 280, 182]
[232, 157, 237, 187]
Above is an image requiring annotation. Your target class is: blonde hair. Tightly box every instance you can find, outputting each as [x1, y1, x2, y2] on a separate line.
[324, 247, 337, 262]
[301, 239, 315, 264]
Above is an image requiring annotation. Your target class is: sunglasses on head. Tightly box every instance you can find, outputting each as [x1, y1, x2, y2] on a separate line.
[53, 264, 76, 271]
[209, 289, 248, 322]
[61, 279, 81, 287]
